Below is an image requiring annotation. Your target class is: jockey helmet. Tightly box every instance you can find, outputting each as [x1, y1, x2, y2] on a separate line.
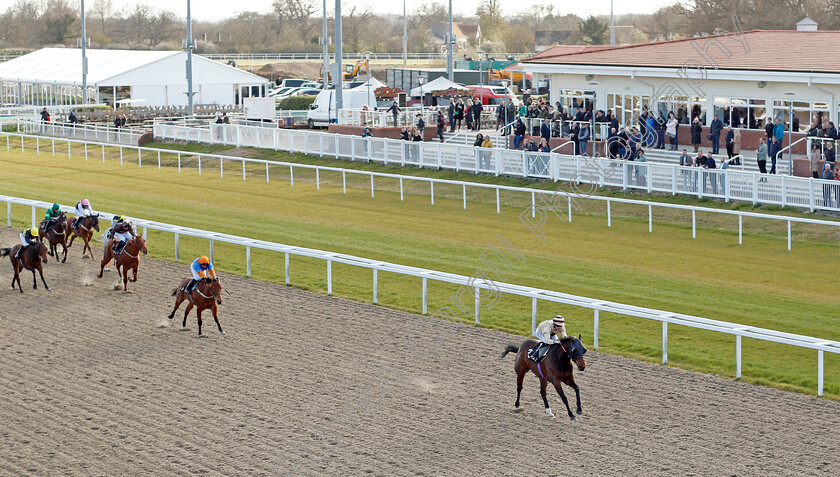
[198, 256, 210, 266]
[553, 315, 565, 327]
[30, 227, 39, 237]
[51, 203, 60, 210]
[81, 199, 90, 207]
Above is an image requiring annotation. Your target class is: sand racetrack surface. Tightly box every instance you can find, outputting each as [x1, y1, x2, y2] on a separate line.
[1, 226, 839, 476]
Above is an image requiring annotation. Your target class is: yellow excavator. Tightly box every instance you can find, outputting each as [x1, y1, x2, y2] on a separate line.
[319, 59, 369, 83]
[489, 68, 531, 84]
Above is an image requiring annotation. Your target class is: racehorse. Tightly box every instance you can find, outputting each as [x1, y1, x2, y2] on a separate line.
[39, 211, 69, 262]
[168, 276, 225, 336]
[98, 236, 147, 291]
[0, 241, 50, 293]
[66, 214, 100, 259]
[502, 335, 587, 421]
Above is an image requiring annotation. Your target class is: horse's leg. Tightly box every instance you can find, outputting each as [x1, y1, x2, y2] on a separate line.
[552, 381, 575, 421]
[61, 241, 68, 263]
[540, 379, 553, 418]
[211, 303, 224, 335]
[122, 266, 129, 291]
[98, 250, 109, 278]
[131, 263, 138, 282]
[568, 379, 582, 415]
[31, 269, 37, 289]
[37, 266, 50, 292]
[514, 358, 526, 409]
[168, 292, 185, 319]
[182, 302, 193, 329]
[196, 308, 203, 336]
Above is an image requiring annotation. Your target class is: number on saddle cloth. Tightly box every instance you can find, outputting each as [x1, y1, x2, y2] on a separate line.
[527, 343, 551, 363]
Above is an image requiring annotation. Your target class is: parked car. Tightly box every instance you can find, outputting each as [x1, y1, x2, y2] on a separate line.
[465, 85, 520, 107]
[291, 88, 323, 97]
[268, 87, 295, 97]
[280, 79, 308, 88]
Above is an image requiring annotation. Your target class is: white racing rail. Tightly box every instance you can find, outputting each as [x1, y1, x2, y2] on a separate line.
[3, 131, 840, 256]
[1, 193, 838, 396]
[150, 122, 840, 214]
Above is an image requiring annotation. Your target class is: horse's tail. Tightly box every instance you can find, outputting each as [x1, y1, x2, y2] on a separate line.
[501, 345, 519, 359]
[0, 248, 10, 257]
[172, 288, 179, 296]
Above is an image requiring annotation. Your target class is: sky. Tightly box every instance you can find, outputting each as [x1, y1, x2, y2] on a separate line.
[133, 0, 674, 21]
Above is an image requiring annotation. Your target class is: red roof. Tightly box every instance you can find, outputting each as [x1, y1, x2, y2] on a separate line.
[523, 30, 840, 74]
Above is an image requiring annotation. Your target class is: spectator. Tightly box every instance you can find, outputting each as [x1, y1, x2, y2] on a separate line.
[448, 101, 456, 132]
[695, 150, 707, 168]
[809, 143, 821, 178]
[691, 117, 702, 153]
[540, 118, 551, 144]
[411, 126, 422, 142]
[756, 137, 768, 174]
[525, 138, 539, 152]
[40, 107, 49, 123]
[399, 126, 409, 141]
[724, 126, 735, 159]
[223, 113, 230, 124]
[773, 118, 784, 146]
[436, 111, 445, 142]
[656, 111, 666, 149]
[666, 112, 679, 150]
[731, 127, 741, 164]
[704, 153, 718, 194]
[764, 118, 775, 142]
[709, 115, 723, 154]
[579, 123, 590, 156]
[472, 99, 483, 130]
[454, 99, 464, 130]
[807, 121, 820, 137]
[768, 135, 780, 174]
[68, 110, 77, 125]
[465, 99, 474, 130]
[635, 149, 647, 186]
[538, 138, 550, 152]
[215, 115, 223, 124]
[826, 122, 838, 139]
[361, 123, 372, 137]
[824, 140, 835, 166]
[387, 100, 401, 127]
[680, 149, 693, 190]
[473, 133, 484, 147]
[513, 118, 525, 150]
[821, 162, 835, 207]
[481, 135, 493, 148]
[416, 113, 425, 137]
[645, 112, 656, 147]
[607, 127, 619, 159]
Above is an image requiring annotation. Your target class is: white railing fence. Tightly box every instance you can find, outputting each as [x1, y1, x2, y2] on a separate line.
[15, 118, 145, 145]
[150, 122, 840, 214]
[2, 192, 838, 396]
[4, 131, 840, 257]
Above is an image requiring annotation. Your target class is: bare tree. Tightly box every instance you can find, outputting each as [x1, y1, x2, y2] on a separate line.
[41, 0, 77, 45]
[90, 0, 114, 36]
[273, 0, 317, 44]
[343, 5, 373, 53]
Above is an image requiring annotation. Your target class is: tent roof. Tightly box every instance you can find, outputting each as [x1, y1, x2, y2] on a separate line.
[409, 76, 465, 97]
[0, 48, 266, 86]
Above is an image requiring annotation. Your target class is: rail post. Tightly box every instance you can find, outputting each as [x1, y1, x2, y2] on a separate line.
[474, 286, 480, 325]
[607, 199, 611, 227]
[370, 174, 374, 198]
[692, 209, 696, 239]
[174, 233, 179, 262]
[787, 220, 791, 251]
[242, 160, 246, 181]
[198, 156, 201, 175]
[372, 268, 378, 304]
[422, 277, 427, 314]
[266, 163, 270, 183]
[285, 252, 290, 285]
[818, 350, 824, 397]
[157, 150, 161, 169]
[662, 321, 668, 364]
[342, 171, 346, 193]
[736, 334, 742, 379]
[496, 187, 500, 214]
[316, 169, 320, 190]
[290, 166, 294, 186]
[327, 260, 332, 295]
[593, 309, 599, 350]
[209, 239, 214, 262]
[531, 298, 537, 335]
[6, 202, 10, 227]
[648, 204, 652, 233]
[462, 184, 466, 210]
[430, 182, 435, 205]
[738, 215, 743, 244]
[31, 205, 35, 227]
[400, 178, 404, 201]
[246, 246, 251, 277]
[220, 158, 224, 178]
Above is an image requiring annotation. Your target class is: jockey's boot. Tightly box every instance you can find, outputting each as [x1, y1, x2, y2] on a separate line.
[185, 279, 196, 293]
[72, 217, 79, 229]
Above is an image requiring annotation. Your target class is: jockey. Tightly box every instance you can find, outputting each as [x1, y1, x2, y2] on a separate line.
[528, 315, 568, 362]
[186, 256, 216, 293]
[43, 203, 62, 231]
[105, 214, 125, 242]
[16, 227, 39, 259]
[72, 199, 93, 228]
[111, 217, 135, 255]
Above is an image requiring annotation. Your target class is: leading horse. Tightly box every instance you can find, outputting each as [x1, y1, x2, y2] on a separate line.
[168, 277, 225, 336]
[65, 214, 100, 259]
[502, 336, 587, 421]
[39, 211, 69, 262]
[98, 236, 148, 291]
[0, 241, 50, 293]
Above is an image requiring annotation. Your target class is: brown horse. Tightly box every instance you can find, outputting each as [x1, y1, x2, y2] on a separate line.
[502, 335, 587, 421]
[66, 214, 100, 259]
[98, 236, 148, 291]
[39, 211, 69, 263]
[0, 241, 50, 293]
[168, 277, 225, 336]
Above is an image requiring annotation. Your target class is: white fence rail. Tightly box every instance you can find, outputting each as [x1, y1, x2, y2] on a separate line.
[1, 192, 838, 396]
[152, 122, 840, 214]
[4, 131, 840, 257]
[16, 118, 144, 145]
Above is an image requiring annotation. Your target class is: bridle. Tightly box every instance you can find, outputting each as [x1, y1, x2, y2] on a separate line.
[194, 280, 221, 302]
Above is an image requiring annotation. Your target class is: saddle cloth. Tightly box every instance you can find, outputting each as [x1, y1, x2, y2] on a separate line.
[527, 343, 551, 363]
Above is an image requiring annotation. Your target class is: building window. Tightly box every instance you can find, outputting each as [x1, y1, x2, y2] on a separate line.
[773, 99, 829, 132]
[608, 93, 705, 128]
[713, 97, 766, 130]
[558, 89, 594, 114]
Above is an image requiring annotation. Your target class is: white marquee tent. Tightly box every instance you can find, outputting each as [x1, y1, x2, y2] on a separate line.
[0, 48, 268, 108]
[408, 76, 466, 97]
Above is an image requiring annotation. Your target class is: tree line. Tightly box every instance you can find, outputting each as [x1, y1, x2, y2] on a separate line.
[0, 0, 836, 54]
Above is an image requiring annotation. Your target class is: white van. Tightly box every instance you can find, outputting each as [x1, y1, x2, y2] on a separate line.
[307, 86, 377, 128]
